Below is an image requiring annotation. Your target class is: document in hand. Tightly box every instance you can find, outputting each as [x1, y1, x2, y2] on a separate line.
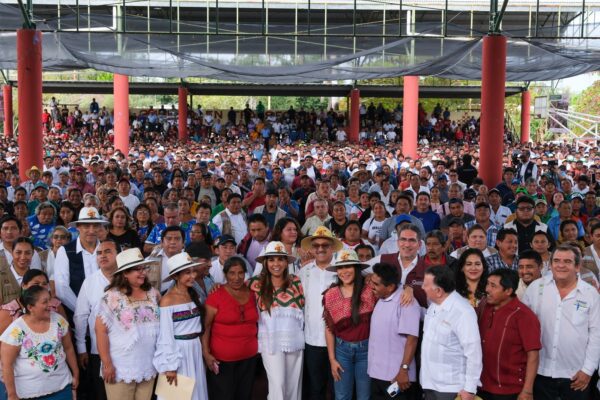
[155, 373, 195, 400]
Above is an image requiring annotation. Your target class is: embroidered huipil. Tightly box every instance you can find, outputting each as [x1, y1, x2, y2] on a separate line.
[0, 313, 72, 399]
[97, 287, 160, 383]
[250, 275, 305, 355]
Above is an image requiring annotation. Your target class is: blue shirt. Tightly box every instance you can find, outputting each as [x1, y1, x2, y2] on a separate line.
[410, 210, 441, 233]
[27, 215, 55, 250]
[145, 222, 193, 245]
[546, 216, 585, 241]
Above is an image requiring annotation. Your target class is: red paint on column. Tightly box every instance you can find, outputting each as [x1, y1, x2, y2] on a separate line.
[17, 30, 43, 181]
[479, 35, 507, 187]
[113, 74, 130, 156]
[402, 76, 419, 159]
[348, 89, 360, 143]
[3, 85, 13, 139]
[178, 87, 188, 142]
[521, 90, 531, 144]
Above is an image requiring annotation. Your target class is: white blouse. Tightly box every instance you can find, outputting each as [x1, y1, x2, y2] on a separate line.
[0, 313, 72, 399]
[97, 288, 160, 383]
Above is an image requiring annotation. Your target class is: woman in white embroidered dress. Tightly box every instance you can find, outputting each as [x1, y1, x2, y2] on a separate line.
[95, 248, 160, 400]
[153, 252, 208, 400]
[249, 241, 305, 400]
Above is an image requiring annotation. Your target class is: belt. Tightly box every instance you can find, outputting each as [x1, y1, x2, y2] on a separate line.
[174, 332, 201, 340]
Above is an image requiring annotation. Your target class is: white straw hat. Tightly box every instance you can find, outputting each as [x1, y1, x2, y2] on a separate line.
[69, 207, 109, 227]
[114, 248, 154, 275]
[162, 252, 201, 283]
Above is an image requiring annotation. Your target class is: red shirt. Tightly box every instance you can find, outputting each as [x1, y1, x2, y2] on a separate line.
[205, 286, 259, 362]
[478, 297, 541, 395]
[243, 191, 265, 214]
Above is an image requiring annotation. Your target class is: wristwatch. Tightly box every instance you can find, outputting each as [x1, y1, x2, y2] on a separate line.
[400, 364, 409, 370]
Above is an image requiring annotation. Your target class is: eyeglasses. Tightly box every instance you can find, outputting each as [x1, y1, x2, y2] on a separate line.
[130, 265, 150, 273]
[52, 235, 68, 240]
[311, 243, 331, 249]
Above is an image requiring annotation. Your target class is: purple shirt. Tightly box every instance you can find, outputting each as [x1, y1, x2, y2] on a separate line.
[367, 287, 421, 382]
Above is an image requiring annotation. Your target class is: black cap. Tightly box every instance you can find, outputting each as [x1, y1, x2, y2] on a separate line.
[215, 235, 236, 247]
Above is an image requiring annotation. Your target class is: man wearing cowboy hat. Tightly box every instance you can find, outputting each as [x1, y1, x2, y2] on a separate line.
[54, 207, 109, 312]
[22, 166, 42, 198]
[74, 239, 121, 400]
[297, 226, 343, 400]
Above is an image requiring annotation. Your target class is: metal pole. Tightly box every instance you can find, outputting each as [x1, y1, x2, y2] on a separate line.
[535, 0, 539, 36]
[443, 0, 447, 37]
[399, 0, 402, 37]
[581, 0, 586, 38]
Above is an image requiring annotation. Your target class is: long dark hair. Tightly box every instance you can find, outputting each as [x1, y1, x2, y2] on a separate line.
[454, 248, 488, 301]
[105, 270, 152, 295]
[333, 265, 365, 325]
[259, 255, 291, 313]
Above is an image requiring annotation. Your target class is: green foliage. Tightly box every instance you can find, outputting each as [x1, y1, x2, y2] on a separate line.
[572, 80, 600, 115]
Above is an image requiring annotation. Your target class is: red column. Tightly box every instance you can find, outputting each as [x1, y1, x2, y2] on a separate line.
[17, 30, 43, 182]
[520, 90, 531, 144]
[3, 85, 13, 139]
[479, 35, 507, 188]
[113, 74, 129, 156]
[348, 89, 360, 143]
[402, 76, 419, 159]
[178, 87, 188, 142]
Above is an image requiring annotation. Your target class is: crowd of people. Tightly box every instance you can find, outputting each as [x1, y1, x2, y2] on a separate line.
[41, 96, 511, 146]
[0, 95, 597, 400]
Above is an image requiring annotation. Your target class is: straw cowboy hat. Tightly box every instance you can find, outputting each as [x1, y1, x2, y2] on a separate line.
[69, 207, 109, 227]
[325, 249, 369, 272]
[300, 226, 343, 252]
[114, 248, 154, 275]
[26, 165, 41, 178]
[162, 252, 202, 283]
[255, 241, 297, 264]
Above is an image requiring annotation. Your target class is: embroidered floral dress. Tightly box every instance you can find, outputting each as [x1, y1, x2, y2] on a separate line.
[97, 287, 160, 383]
[0, 312, 72, 399]
[249, 275, 305, 355]
[153, 302, 208, 400]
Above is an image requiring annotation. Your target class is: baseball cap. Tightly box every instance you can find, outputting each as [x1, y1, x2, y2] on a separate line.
[215, 235, 236, 247]
[395, 214, 412, 227]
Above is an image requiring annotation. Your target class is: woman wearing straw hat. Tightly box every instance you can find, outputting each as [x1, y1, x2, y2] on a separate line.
[95, 248, 160, 400]
[153, 252, 208, 400]
[323, 249, 376, 400]
[249, 241, 305, 400]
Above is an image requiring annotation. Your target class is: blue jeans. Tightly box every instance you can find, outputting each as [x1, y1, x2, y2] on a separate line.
[28, 384, 72, 399]
[333, 337, 370, 400]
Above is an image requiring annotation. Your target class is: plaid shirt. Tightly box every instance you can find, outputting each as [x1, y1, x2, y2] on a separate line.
[485, 253, 519, 272]
[464, 220, 500, 247]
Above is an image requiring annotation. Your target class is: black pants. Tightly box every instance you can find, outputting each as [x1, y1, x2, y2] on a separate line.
[207, 356, 257, 400]
[371, 378, 416, 400]
[534, 374, 591, 400]
[477, 390, 518, 400]
[87, 354, 107, 400]
[303, 344, 333, 400]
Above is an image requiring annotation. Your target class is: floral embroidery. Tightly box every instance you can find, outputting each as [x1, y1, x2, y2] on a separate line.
[101, 289, 160, 331]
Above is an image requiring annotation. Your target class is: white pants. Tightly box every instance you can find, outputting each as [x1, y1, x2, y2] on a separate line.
[261, 350, 304, 400]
